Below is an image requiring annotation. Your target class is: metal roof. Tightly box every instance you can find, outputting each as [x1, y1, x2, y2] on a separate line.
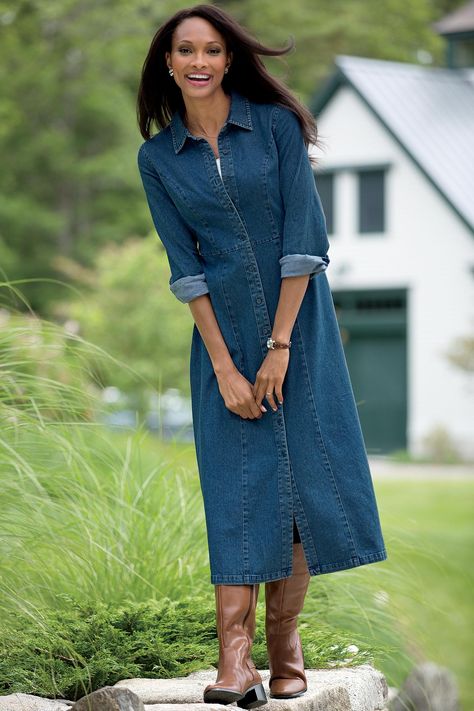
[310, 55, 474, 232]
[433, 0, 474, 35]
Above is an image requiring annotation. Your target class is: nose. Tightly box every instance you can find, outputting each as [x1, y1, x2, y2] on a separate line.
[191, 51, 208, 68]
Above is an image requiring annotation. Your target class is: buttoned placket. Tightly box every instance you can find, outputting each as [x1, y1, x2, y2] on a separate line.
[139, 91, 388, 582]
[189, 128, 308, 573]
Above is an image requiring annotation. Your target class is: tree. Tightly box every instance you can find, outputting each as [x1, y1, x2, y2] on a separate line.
[0, 0, 465, 313]
[0, 0, 172, 311]
[55, 236, 196, 399]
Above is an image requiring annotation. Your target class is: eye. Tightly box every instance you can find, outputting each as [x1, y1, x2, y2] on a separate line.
[209, 48, 221, 54]
[178, 47, 191, 54]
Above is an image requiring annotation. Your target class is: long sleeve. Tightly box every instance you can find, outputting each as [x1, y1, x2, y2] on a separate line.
[137, 143, 210, 303]
[272, 106, 330, 281]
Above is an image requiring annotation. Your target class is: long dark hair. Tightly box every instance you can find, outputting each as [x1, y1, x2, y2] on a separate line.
[136, 4, 320, 162]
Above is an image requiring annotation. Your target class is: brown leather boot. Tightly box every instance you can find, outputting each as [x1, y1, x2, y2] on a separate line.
[265, 543, 311, 698]
[203, 583, 267, 708]
[243, 584, 260, 679]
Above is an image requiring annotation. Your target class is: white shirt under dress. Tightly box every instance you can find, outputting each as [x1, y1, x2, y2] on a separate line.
[216, 157, 222, 179]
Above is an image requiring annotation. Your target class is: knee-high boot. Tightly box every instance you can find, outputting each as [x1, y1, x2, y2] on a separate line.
[264, 542, 311, 698]
[203, 583, 267, 708]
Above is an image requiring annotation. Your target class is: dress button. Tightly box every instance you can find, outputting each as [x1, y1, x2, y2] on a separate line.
[256, 296, 263, 305]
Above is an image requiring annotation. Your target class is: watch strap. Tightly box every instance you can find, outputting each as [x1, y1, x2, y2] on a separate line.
[267, 337, 291, 349]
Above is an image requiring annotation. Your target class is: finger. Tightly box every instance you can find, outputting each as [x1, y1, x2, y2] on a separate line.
[254, 380, 267, 408]
[263, 385, 273, 402]
[265, 388, 278, 411]
[251, 380, 267, 412]
[256, 389, 268, 412]
[238, 397, 253, 419]
[246, 400, 261, 419]
[253, 383, 262, 406]
[275, 385, 284, 405]
[250, 400, 263, 418]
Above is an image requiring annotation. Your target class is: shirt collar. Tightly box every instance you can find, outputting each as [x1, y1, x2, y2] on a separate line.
[169, 88, 253, 154]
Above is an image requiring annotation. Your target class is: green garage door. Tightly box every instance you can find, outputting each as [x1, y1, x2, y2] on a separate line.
[332, 289, 407, 454]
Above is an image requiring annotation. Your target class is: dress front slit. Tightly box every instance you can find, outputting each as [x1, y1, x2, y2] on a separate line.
[292, 516, 301, 543]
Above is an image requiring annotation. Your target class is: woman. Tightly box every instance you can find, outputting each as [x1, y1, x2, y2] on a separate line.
[136, 4, 387, 707]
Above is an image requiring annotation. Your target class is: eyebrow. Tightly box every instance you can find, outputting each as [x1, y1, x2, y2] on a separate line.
[176, 39, 224, 45]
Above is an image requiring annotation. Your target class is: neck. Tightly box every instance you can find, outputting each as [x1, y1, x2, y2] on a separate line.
[183, 88, 231, 135]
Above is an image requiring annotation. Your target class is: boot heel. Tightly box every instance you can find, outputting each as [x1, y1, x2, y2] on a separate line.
[237, 682, 267, 709]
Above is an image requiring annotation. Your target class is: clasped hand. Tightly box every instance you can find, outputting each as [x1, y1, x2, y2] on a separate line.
[216, 349, 289, 419]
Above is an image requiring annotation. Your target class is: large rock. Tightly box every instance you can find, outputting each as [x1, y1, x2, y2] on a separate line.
[70, 686, 144, 711]
[390, 662, 459, 711]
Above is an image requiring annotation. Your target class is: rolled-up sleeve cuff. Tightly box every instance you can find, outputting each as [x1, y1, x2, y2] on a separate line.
[170, 273, 210, 303]
[279, 254, 330, 280]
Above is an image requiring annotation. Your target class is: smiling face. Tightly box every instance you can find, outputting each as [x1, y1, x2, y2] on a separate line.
[165, 16, 232, 99]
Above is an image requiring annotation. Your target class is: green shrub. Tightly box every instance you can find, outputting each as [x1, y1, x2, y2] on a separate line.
[0, 595, 385, 701]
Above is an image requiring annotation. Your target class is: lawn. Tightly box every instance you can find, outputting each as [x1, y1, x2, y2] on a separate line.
[369, 475, 473, 706]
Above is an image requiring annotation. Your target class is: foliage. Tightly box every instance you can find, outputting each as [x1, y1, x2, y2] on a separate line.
[0, 0, 166, 311]
[421, 424, 463, 464]
[54, 236, 195, 397]
[0, 301, 206, 607]
[0, 0, 465, 313]
[0, 596, 383, 700]
[0, 308, 104, 421]
[0, 305, 391, 700]
[0, 308, 472, 705]
[0, 597, 216, 699]
[446, 334, 474, 373]
[372, 477, 474, 710]
[226, 0, 453, 102]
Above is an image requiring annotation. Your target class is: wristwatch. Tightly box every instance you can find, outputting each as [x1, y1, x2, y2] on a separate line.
[267, 337, 291, 350]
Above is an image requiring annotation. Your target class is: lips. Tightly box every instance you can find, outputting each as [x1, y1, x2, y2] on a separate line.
[186, 73, 212, 86]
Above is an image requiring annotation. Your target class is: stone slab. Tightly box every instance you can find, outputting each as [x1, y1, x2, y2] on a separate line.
[115, 663, 388, 710]
[0, 664, 388, 711]
[0, 695, 71, 711]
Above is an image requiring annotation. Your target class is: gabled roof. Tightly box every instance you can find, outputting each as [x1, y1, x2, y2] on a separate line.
[310, 55, 474, 232]
[433, 0, 474, 35]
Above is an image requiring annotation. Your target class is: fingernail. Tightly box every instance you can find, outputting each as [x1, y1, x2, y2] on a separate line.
[261, 406, 267, 412]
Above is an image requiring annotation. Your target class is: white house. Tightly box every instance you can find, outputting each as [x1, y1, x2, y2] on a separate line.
[308, 4, 474, 458]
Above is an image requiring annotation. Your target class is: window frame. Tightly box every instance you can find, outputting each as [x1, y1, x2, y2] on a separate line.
[357, 167, 387, 235]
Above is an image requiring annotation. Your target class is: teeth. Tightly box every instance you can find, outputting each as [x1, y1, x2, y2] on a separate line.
[188, 74, 210, 79]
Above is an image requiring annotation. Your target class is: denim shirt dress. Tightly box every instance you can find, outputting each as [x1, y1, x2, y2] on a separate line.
[137, 89, 388, 585]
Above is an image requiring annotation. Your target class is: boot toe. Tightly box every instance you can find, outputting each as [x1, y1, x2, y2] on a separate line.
[269, 676, 307, 698]
[203, 682, 242, 702]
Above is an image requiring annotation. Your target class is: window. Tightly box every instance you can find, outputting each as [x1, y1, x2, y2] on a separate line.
[314, 171, 334, 234]
[449, 36, 474, 69]
[358, 169, 385, 233]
